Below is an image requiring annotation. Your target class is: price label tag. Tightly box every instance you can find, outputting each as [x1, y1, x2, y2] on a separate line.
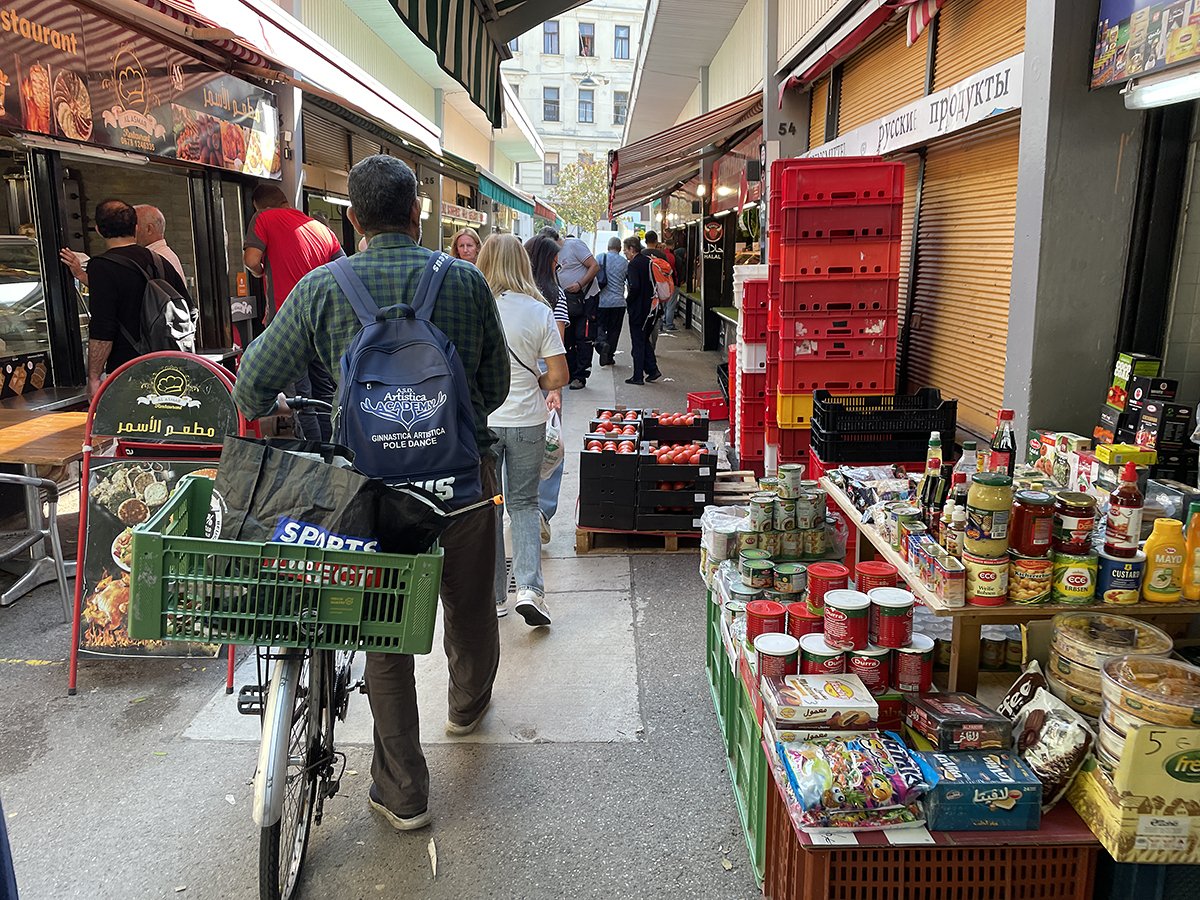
[699, 467, 711, 476]
[885, 827, 935, 845]
[807, 830, 858, 846]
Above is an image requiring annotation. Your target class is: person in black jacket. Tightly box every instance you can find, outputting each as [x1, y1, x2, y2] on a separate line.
[622, 236, 662, 385]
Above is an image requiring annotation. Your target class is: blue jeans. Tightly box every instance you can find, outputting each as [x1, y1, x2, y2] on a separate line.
[294, 358, 336, 441]
[539, 454, 564, 521]
[661, 292, 680, 331]
[493, 423, 547, 601]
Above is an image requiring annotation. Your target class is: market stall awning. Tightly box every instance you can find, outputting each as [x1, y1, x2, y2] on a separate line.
[608, 92, 763, 217]
[478, 169, 535, 216]
[533, 198, 559, 223]
[388, 0, 588, 128]
[100, 0, 441, 153]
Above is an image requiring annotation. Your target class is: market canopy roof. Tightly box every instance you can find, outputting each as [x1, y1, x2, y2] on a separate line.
[478, 168, 534, 215]
[388, 0, 589, 128]
[608, 92, 763, 217]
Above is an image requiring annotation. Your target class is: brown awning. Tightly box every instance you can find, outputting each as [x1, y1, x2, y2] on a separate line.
[609, 92, 763, 216]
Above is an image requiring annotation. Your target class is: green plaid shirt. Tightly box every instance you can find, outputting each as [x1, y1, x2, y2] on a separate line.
[232, 232, 510, 451]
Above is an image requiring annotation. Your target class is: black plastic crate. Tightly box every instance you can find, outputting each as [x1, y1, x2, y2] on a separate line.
[811, 388, 956, 436]
[579, 476, 637, 507]
[636, 487, 714, 507]
[1095, 855, 1200, 900]
[578, 502, 637, 531]
[579, 450, 639, 480]
[636, 511, 703, 532]
[810, 421, 932, 462]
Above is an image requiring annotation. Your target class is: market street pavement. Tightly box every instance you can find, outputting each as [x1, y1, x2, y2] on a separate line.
[0, 324, 760, 899]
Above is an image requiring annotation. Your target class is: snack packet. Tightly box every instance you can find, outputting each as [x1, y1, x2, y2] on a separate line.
[780, 732, 930, 814]
[1012, 688, 1094, 810]
[995, 660, 1048, 720]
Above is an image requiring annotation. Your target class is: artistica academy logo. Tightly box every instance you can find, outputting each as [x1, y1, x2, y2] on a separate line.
[361, 387, 446, 432]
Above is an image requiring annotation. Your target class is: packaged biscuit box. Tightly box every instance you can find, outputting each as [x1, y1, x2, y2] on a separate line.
[919, 751, 1042, 831]
[903, 693, 1012, 751]
[761, 673, 879, 727]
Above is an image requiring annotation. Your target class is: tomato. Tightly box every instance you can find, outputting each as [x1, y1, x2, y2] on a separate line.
[628, 411, 639, 420]
[661, 452, 676, 464]
[685, 414, 695, 425]
[674, 481, 687, 490]
[603, 441, 617, 451]
[612, 412, 625, 422]
[617, 444, 634, 454]
[622, 425, 637, 435]
[599, 411, 612, 420]
[586, 441, 602, 451]
[689, 452, 701, 464]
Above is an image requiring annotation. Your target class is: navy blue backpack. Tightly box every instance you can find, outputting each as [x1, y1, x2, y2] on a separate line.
[325, 252, 482, 508]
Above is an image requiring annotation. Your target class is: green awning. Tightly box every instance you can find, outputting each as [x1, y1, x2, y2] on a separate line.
[479, 172, 534, 215]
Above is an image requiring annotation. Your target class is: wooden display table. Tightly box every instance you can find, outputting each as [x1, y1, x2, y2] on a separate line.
[820, 477, 1200, 693]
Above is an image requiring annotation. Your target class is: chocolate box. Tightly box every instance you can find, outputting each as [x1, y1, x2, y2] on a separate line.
[1107, 353, 1162, 411]
[1136, 401, 1193, 451]
[761, 674, 879, 728]
[919, 751, 1042, 831]
[1096, 404, 1136, 445]
[903, 693, 1012, 751]
[1126, 376, 1178, 410]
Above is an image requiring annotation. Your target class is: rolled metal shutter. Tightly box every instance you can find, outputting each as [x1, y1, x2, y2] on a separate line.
[809, 78, 828, 149]
[896, 153, 921, 334]
[301, 111, 350, 172]
[932, 0, 1026, 92]
[838, 20, 929, 134]
[908, 117, 1020, 435]
[351, 133, 382, 166]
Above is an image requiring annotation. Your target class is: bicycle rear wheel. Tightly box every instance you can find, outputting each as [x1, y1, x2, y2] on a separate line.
[259, 651, 325, 900]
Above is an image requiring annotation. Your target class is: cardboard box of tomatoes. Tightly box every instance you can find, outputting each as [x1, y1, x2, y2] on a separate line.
[640, 409, 711, 443]
[637, 441, 717, 481]
[578, 501, 636, 531]
[580, 432, 640, 479]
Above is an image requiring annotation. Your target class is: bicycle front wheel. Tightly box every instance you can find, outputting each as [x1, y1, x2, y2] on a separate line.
[258, 651, 324, 900]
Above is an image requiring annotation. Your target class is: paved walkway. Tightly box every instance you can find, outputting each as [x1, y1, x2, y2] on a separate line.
[0, 325, 760, 899]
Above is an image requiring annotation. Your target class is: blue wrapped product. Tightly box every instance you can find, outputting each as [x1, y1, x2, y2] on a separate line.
[917, 750, 1043, 831]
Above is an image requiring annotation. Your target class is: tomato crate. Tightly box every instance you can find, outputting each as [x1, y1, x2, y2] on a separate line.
[578, 501, 636, 531]
[776, 240, 901, 281]
[635, 511, 703, 532]
[770, 268, 898, 314]
[774, 159, 904, 208]
[778, 356, 897, 393]
[686, 390, 729, 420]
[638, 441, 717, 481]
[128, 477, 444, 654]
[769, 202, 903, 243]
[739, 305, 769, 342]
[779, 333, 895, 361]
[637, 486, 715, 508]
[778, 311, 898, 341]
[811, 388, 957, 437]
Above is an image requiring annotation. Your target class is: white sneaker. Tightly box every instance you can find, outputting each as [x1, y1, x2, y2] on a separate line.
[539, 513, 551, 545]
[513, 589, 551, 627]
[496, 599, 508, 618]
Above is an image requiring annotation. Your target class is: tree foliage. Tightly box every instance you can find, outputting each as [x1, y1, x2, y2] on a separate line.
[551, 160, 609, 233]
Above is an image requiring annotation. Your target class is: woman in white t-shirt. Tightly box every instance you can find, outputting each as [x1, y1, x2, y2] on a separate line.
[478, 235, 570, 627]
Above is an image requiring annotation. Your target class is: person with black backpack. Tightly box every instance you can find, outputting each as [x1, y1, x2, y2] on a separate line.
[82, 199, 196, 395]
[232, 155, 510, 832]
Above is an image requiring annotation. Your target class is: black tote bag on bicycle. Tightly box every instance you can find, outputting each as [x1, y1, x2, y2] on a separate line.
[214, 435, 450, 555]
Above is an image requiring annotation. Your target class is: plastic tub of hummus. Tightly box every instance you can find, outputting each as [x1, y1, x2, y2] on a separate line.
[1045, 666, 1102, 719]
[1048, 646, 1103, 695]
[1101, 655, 1200, 727]
[1051, 611, 1173, 670]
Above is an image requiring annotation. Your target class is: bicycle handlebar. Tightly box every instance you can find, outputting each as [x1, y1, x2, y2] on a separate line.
[283, 396, 334, 413]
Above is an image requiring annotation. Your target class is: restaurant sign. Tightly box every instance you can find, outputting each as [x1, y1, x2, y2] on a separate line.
[441, 201, 487, 226]
[0, 1, 281, 177]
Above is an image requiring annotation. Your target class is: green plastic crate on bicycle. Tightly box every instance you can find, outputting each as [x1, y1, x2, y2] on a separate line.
[128, 475, 443, 654]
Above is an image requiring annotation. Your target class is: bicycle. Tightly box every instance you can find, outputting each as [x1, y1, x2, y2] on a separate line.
[127, 397, 497, 900]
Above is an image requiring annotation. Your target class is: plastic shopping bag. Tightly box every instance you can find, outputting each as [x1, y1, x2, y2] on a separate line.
[541, 410, 564, 480]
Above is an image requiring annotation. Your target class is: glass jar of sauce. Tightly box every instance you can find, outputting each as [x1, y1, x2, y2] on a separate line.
[965, 473, 1014, 557]
[1010, 490, 1054, 557]
[1053, 492, 1097, 555]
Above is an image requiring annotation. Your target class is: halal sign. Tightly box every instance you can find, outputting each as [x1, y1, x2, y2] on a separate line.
[704, 221, 724, 243]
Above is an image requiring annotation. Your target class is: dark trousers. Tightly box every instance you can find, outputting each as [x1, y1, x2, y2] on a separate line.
[364, 457, 499, 815]
[294, 358, 336, 442]
[564, 292, 597, 382]
[596, 306, 624, 364]
[627, 305, 658, 381]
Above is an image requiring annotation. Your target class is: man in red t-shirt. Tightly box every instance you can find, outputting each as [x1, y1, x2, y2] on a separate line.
[243, 184, 344, 440]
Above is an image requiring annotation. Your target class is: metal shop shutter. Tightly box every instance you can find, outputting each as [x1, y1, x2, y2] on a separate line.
[301, 111, 350, 172]
[932, 0, 1026, 92]
[809, 77, 828, 149]
[351, 133, 382, 166]
[838, 21, 929, 134]
[907, 117, 1020, 436]
[896, 153, 921, 334]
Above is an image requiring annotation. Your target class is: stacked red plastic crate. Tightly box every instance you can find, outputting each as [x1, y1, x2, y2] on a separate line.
[767, 158, 904, 469]
[732, 266, 769, 475]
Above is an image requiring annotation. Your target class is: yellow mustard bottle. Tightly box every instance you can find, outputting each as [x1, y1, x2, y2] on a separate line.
[1142, 518, 1185, 603]
[1184, 502, 1200, 602]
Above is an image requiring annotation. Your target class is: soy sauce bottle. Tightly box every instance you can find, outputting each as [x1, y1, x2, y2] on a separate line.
[989, 409, 1016, 476]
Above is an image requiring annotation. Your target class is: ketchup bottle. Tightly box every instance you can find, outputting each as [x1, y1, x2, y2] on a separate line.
[1103, 461, 1143, 558]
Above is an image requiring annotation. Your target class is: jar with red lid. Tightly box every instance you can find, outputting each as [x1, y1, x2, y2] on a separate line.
[1053, 492, 1096, 555]
[1010, 490, 1054, 557]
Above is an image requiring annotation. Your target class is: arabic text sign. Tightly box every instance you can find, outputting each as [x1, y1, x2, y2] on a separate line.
[92, 356, 239, 443]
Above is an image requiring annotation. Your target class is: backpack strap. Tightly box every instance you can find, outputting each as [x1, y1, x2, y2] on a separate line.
[409, 252, 454, 322]
[325, 257, 381, 327]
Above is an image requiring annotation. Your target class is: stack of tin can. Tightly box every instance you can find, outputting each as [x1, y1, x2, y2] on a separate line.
[743, 470, 828, 562]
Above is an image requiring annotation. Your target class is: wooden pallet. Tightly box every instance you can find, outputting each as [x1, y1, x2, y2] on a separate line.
[714, 470, 759, 505]
[575, 527, 702, 555]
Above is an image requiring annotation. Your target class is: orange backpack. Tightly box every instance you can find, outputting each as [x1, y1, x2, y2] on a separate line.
[649, 254, 675, 303]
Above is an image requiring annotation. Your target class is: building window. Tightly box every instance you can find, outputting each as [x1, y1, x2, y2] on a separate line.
[544, 152, 560, 185]
[514, 163, 520, 183]
[579, 152, 594, 164]
[614, 25, 630, 59]
[578, 88, 594, 123]
[508, 37, 519, 52]
[543, 21, 559, 55]
[543, 86, 560, 121]
[613, 90, 629, 125]
[578, 23, 595, 57]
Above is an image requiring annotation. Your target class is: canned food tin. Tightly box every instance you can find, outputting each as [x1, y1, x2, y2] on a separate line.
[736, 528, 760, 552]
[774, 562, 808, 594]
[801, 527, 826, 559]
[981, 636, 1007, 670]
[727, 582, 762, 605]
[778, 463, 806, 498]
[741, 559, 774, 589]
[759, 530, 782, 558]
[755, 633, 800, 678]
[900, 521, 928, 563]
[1007, 552, 1053, 605]
[779, 530, 803, 560]
[893, 506, 923, 551]
[856, 560, 899, 592]
[723, 600, 747, 621]
[847, 645, 892, 695]
[758, 477, 782, 495]
[806, 562, 850, 614]
[1052, 550, 1099, 604]
[822, 589, 871, 650]
[799, 480, 820, 491]
[1098, 551, 1145, 606]
[709, 523, 739, 561]
[786, 604, 823, 639]
[934, 638, 953, 670]
[773, 497, 798, 532]
[893, 633, 935, 692]
[744, 599, 787, 642]
[800, 633, 846, 675]
[739, 548, 771, 563]
[1006, 636, 1023, 668]
[748, 496, 775, 532]
[866, 587, 915, 648]
[762, 590, 796, 605]
[794, 493, 823, 530]
[963, 550, 1010, 606]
